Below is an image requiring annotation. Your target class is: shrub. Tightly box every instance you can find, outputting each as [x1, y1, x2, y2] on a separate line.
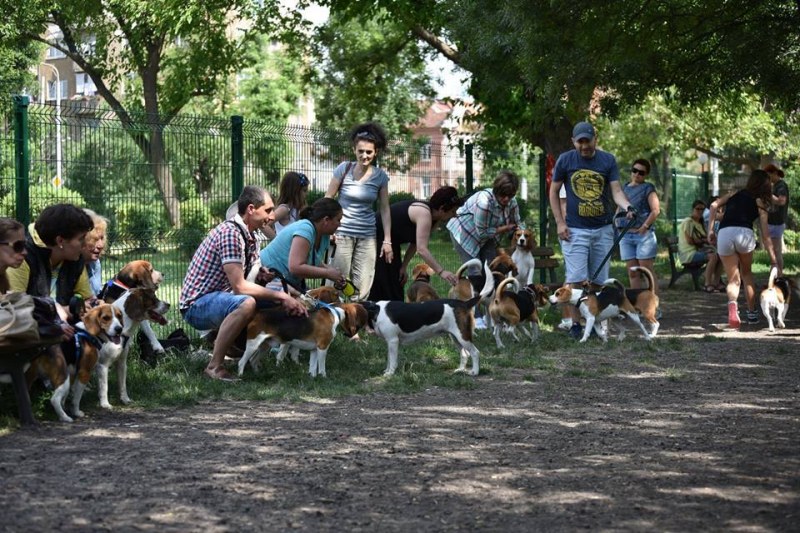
[0, 185, 86, 220]
[179, 202, 213, 254]
[115, 203, 169, 250]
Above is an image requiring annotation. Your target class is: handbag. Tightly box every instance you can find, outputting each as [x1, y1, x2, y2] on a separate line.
[0, 291, 40, 346]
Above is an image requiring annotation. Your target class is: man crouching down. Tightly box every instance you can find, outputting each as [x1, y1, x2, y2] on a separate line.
[179, 185, 307, 382]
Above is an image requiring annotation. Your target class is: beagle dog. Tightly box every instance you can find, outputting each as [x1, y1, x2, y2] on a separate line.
[101, 260, 166, 355]
[362, 261, 494, 376]
[489, 248, 518, 280]
[406, 263, 440, 302]
[760, 267, 794, 332]
[102, 288, 170, 409]
[510, 228, 536, 285]
[305, 285, 341, 304]
[237, 303, 369, 378]
[448, 259, 481, 301]
[488, 277, 549, 349]
[624, 266, 660, 337]
[549, 280, 652, 343]
[23, 304, 123, 422]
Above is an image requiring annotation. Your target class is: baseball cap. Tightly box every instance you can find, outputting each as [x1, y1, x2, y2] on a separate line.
[763, 163, 784, 178]
[572, 121, 595, 141]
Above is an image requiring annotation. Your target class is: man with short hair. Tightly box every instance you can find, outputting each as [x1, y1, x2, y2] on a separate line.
[764, 163, 789, 275]
[548, 122, 634, 339]
[180, 185, 307, 382]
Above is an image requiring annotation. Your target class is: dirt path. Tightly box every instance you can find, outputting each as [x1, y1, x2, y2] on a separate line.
[1, 288, 798, 531]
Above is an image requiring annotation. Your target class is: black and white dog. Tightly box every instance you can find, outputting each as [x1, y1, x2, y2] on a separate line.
[362, 261, 494, 376]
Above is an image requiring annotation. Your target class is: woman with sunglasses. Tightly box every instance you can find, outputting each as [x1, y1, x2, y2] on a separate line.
[0, 217, 27, 294]
[325, 121, 392, 300]
[678, 199, 723, 293]
[368, 186, 464, 301]
[618, 159, 661, 293]
[272, 171, 311, 235]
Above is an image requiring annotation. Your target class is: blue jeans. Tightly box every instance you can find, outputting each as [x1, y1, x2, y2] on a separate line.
[182, 291, 251, 331]
[619, 231, 658, 261]
[560, 225, 615, 284]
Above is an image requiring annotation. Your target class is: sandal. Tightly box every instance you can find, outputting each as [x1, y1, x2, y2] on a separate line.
[715, 282, 726, 292]
[703, 285, 716, 293]
[204, 366, 240, 382]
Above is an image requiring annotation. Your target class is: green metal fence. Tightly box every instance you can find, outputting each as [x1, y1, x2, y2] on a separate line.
[3, 97, 546, 335]
[670, 170, 707, 236]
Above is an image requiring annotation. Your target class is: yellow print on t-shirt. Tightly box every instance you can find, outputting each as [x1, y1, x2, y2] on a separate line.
[572, 169, 607, 218]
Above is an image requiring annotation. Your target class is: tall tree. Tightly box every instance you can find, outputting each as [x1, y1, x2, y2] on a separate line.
[320, 0, 800, 156]
[1, 0, 294, 226]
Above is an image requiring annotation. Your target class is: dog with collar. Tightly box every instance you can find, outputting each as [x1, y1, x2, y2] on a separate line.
[100, 260, 165, 355]
[362, 261, 494, 376]
[407, 263, 439, 302]
[624, 266, 660, 337]
[760, 267, 794, 332]
[100, 288, 169, 409]
[488, 277, 549, 349]
[549, 280, 652, 343]
[510, 228, 536, 285]
[21, 303, 123, 422]
[237, 302, 369, 377]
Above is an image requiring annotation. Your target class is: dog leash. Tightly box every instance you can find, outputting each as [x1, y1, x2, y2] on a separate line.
[589, 210, 638, 282]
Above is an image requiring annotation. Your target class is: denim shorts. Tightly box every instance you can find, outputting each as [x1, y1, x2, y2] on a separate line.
[181, 291, 251, 331]
[560, 225, 615, 284]
[768, 223, 785, 240]
[619, 231, 658, 261]
[717, 226, 756, 256]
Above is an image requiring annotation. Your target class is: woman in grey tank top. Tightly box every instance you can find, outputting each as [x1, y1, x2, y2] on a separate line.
[325, 122, 392, 300]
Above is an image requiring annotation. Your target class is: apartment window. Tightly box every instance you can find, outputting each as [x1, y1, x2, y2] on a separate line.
[421, 143, 432, 161]
[47, 79, 69, 101]
[75, 72, 97, 96]
[46, 47, 66, 59]
[421, 176, 432, 199]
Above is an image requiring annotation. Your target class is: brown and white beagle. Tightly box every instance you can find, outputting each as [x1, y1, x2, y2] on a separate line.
[488, 277, 549, 349]
[362, 261, 494, 376]
[23, 303, 123, 422]
[237, 302, 369, 378]
[102, 288, 170, 409]
[406, 263, 439, 302]
[624, 266, 660, 337]
[510, 228, 536, 286]
[760, 267, 794, 332]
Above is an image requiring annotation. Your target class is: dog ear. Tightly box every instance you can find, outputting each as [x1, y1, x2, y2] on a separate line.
[82, 308, 103, 336]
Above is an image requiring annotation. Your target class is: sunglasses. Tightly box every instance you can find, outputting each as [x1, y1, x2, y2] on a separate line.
[631, 168, 647, 176]
[298, 173, 309, 187]
[0, 240, 25, 253]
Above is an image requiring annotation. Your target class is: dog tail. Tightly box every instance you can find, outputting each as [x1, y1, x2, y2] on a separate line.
[767, 266, 778, 290]
[465, 261, 495, 308]
[455, 258, 482, 280]
[494, 276, 520, 304]
[630, 266, 656, 293]
[602, 278, 627, 292]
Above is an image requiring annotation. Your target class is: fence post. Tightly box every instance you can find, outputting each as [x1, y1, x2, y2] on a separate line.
[465, 142, 473, 194]
[231, 115, 244, 201]
[538, 152, 547, 248]
[12, 95, 30, 225]
[671, 168, 677, 237]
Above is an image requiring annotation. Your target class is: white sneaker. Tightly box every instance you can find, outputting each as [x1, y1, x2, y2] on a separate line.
[557, 318, 573, 331]
[474, 317, 487, 330]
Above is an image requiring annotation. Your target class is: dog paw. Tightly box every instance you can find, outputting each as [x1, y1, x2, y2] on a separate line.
[100, 402, 113, 410]
[72, 410, 85, 418]
[58, 414, 74, 423]
[120, 396, 132, 405]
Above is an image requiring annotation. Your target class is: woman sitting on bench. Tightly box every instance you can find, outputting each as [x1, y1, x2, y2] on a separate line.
[678, 199, 723, 292]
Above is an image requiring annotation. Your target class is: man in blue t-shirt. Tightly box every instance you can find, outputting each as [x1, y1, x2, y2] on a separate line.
[548, 122, 634, 339]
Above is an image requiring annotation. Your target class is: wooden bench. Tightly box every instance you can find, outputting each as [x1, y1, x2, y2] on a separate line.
[666, 236, 705, 290]
[531, 246, 560, 284]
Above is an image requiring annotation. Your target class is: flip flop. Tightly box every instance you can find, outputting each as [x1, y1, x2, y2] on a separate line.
[703, 285, 716, 293]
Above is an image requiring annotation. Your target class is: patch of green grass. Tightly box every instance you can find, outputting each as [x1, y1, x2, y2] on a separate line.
[665, 367, 686, 381]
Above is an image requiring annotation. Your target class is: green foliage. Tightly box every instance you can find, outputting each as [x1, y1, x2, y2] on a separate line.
[0, 185, 85, 220]
[179, 201, 213, 254]
[389, 191, 415, 204]
[115, 203, 169, 249]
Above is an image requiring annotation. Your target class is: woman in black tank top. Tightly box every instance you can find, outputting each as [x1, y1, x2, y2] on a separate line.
[368, 187, 463, 301]
[707, 169, 777, 328]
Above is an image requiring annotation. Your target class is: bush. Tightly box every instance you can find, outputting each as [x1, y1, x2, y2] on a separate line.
[784, 229, 799, 252]
[389, 191, 416, 204]
[0, 185, 86, 220]
[115, 203, 169, 250]
[179, 202, 213, 254]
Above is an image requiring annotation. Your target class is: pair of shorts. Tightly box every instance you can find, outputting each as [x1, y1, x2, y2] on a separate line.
[181, 291, 251, 331]
[560, 225, 614, 284]
[768, 223, 785, 240]
[716, 226, 756, 256]
[619, 231, 658, 261]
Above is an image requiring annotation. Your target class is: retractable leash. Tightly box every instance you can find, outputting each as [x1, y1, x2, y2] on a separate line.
[589, 209, 638, 283]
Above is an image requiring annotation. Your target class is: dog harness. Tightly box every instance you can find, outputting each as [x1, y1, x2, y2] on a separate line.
[64, 328, 104, 367]
[99, 278, 130, 301]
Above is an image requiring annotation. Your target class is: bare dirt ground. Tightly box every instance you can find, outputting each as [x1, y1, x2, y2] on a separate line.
[1, 287, 799, 532]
